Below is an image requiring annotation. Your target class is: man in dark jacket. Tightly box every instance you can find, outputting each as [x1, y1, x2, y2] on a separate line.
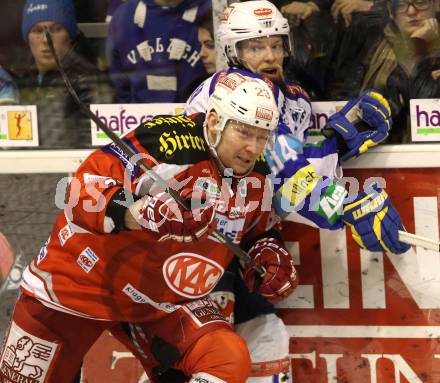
[18, 0, 112, 149]
[328, 0, 440, 143]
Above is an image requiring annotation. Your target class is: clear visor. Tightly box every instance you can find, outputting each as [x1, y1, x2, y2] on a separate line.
[236, 35, 289, 62]
[226, 119, 275, 150]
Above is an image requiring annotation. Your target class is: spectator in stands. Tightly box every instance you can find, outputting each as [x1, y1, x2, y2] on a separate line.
[106, 0, 211, 103]
[197, 12, 216, 75]
[410, 52, 440, 98]
[275, 0, 326, 26]
[331, 0, 380, 27]
[0, 66, 18, 105]
[0, 0, 27, 73]
[277, 1, 388, 100]
[272, 0, 337, 99]
[326, 0, 389, 100]
[274, 0, 386, 29]
[357, 0, 440, 142]
[17, 0, 112, 149]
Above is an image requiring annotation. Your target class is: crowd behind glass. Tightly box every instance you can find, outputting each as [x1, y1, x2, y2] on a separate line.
[1, 0, 439, 148]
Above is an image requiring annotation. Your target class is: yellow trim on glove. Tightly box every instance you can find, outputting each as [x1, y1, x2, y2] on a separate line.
[343, 193, 376, 212]
[373, 205, 392, 253]
[344, 190, 388, 221]
[346, 222, 367, 249]
[359, 139, 377, 154]
[366, 91, 391, 115]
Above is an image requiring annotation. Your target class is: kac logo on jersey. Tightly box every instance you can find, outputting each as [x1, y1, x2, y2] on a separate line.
[163, 253, 224, 299]
[77, 247, 99, 273]
[58, 224, 73, 247]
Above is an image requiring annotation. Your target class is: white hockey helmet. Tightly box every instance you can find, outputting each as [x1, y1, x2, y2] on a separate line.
[218, 1, 291, 67]
[205, 72, 279, 149]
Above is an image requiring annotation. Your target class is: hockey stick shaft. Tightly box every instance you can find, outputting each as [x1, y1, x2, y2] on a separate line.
[44, 29, 265, 276]
[398, 230, 440, 252]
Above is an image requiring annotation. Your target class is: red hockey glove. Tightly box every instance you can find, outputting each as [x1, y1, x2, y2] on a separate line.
[243, 238, 298, 303]
[135, 188, 217, 242]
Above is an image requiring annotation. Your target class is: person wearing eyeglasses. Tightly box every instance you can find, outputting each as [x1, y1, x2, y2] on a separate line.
[334, 0, 440, 143]
[392, 0, 438, 37]
[16, 0, 112, 149]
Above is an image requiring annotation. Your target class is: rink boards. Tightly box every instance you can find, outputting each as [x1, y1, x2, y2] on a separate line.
[0, 147, 439, 382]
[280, 167, 440, 383]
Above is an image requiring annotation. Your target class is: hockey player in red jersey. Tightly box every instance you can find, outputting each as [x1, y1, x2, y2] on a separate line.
[0, 73, 298, 383]
[185, 2, 408, 382]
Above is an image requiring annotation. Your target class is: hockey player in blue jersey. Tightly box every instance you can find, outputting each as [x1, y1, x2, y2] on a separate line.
[106, 0, 211, 103]
[185, 1, 410, 382]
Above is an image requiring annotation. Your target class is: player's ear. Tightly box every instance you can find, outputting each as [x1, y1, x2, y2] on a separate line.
[205, 110, 220, 145]
[206, 110, 217, 129]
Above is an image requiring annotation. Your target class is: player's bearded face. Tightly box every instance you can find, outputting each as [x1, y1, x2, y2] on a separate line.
[237, 36, 285, 83]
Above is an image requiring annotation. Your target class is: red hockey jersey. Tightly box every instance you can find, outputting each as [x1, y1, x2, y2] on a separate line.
[21, 114, 276, 322]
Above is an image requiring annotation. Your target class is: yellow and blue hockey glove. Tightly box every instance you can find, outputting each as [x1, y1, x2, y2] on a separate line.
[323, 90, 392, 161]
[343, 185, 410, 254]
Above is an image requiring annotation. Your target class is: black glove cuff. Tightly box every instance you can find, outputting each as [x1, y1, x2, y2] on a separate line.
[333, 130, 350, 157]
[106, 188, 138, 233]
[322, 126, 350, 158]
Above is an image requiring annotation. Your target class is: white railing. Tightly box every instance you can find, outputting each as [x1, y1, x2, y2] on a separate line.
[0, 144, 439, 174]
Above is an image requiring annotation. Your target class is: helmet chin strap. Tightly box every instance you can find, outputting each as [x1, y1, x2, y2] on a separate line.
[203, 121, 253, 179]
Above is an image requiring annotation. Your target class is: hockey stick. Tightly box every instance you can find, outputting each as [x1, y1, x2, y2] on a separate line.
[44, 29, 265, 276]
[398, 230, 440, 252]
